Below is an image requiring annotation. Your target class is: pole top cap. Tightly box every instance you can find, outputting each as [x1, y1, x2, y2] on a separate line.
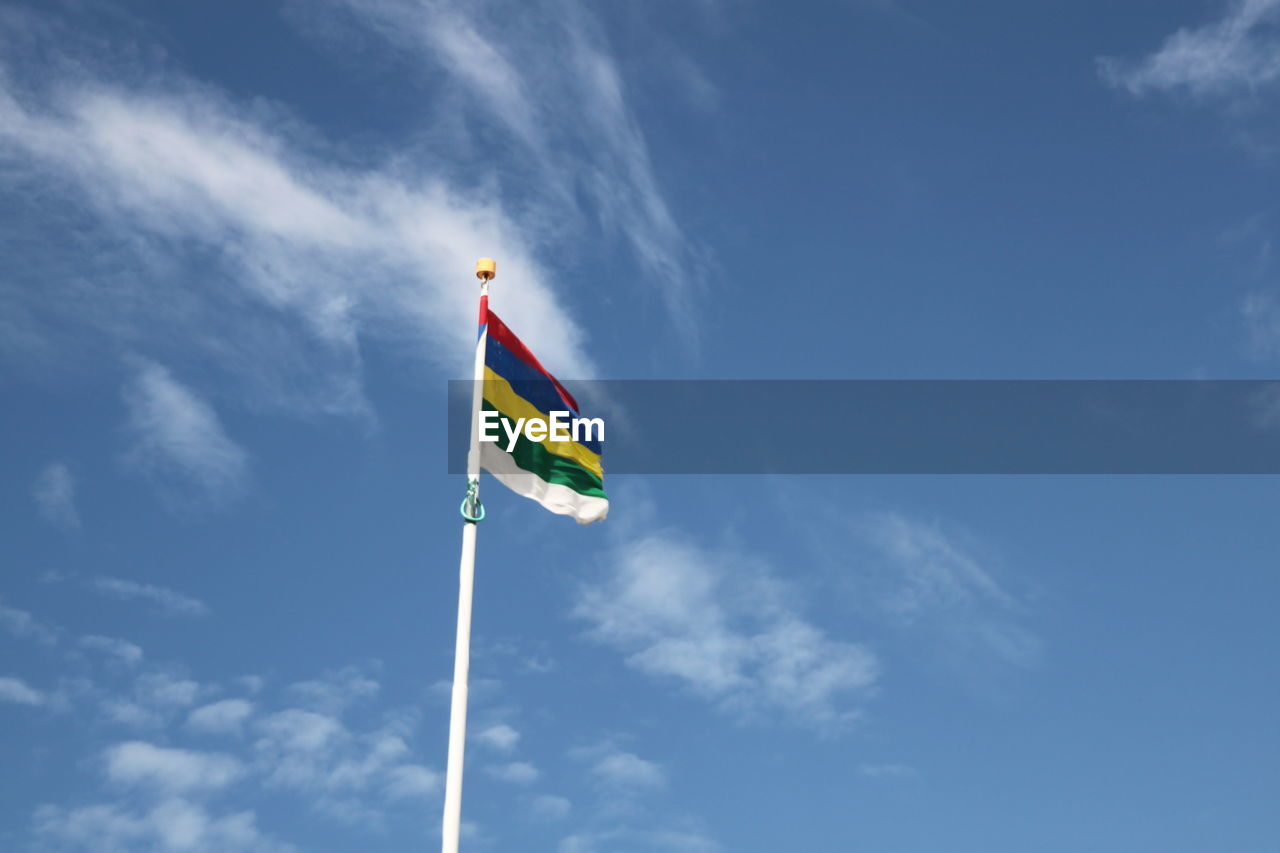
[475, 258, 496, 281]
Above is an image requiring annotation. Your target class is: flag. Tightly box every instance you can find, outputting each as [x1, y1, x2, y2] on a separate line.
[477, 297, 608, 524]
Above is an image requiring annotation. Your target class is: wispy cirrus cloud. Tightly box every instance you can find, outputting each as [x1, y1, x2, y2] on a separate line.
[857, 512, 1041, 669]
[575, 533, 878, 728]
[1099, 0, 1280, 98]
[33, 461, 80, 529]
[298, 0, 705, 341]
[121, 360, 248, 505]
[0, 1, 654, 426]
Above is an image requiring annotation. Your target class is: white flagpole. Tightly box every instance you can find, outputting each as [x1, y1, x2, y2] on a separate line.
[442, 258, 495, 853]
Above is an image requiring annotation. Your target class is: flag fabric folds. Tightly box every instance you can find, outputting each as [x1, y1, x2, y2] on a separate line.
[478, 297, 608, 524]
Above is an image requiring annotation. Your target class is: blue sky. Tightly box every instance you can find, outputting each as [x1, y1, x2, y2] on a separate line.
[3, 1, 1280, 851]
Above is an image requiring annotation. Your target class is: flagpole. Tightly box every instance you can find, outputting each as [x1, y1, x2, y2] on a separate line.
[442, 258, 495, 853]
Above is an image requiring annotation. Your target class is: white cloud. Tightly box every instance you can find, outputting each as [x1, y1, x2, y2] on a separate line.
[91, 576, 209, 617]
[324, 731, 412, 793]
[21, 657, 434, 844]
[575, 533, 878, 726]
[0, 675, 46, 706]
[559, 828, 719, 853]
[864, 513, 1016, 618]
[474, 722, 520, 752]
[254, 708, 362, 810]
[122, 359, 249, 503]
[590, 750, 665, 790]
[563, 742, 679, 835]
[186, 699, 254, 735]
[286, 666, 379, 714]
[861, 513, 1040, 668]
[33, 461, 80, 529]
[0, 599, 60, 646]
[1100, 0, 1280, 97]
[101, 672, 204, 729]
[574, 743, 666, 791]
[530, 794, 572, 821]
[79, 635, 144, 666]
[137, 673, 201, 707]
[33, 798, 291, 853]
[486, 760, 539, 785]
[104, 741, 245, 794]
[254, 708, 345, 769]
[252, 706, 435, 824]
[383, 764, 441, 800]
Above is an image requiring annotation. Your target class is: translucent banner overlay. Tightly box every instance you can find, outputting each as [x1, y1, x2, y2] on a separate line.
[447, 380, 1280, 474]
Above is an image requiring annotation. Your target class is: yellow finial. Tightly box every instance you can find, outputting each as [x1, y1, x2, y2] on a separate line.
[475, 258, 496, 281]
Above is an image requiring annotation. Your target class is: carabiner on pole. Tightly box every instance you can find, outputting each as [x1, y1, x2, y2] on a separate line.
[459, 478, 485, 523]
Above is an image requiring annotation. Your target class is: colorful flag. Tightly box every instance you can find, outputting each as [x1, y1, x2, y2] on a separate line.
[477, 297, 608, 524]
